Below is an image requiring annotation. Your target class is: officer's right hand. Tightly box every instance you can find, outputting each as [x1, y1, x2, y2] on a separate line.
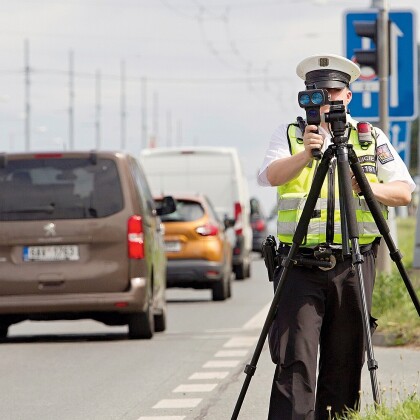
[303, 125, 324, 159]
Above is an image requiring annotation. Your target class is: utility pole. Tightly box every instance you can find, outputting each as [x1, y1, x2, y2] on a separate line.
[68, 50, 74, 150]
[176, 119, 182, 146]
[376, 0, 392, 274]
[376, 0, 389, 135]
[95, 70, 101, 150]
[141, 77, 147, 150]
[24, 39, 30, 151]
[152, 90, 159, 147]
[120, 60, 126, 151]
[417, 44, 420, 179]
[412, 46, 420, 268]
[166, 109, 172, 147]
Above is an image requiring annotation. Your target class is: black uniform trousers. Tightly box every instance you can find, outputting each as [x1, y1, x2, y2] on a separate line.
[267, 248, 376, 420]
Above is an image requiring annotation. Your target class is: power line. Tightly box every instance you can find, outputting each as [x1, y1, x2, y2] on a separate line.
[0, 66, 292, 85]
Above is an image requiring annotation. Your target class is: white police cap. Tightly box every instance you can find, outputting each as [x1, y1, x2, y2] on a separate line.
[296, 54, 361, 89]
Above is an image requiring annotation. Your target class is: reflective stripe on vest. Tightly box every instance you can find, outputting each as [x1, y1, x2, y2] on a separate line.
[276, 123, 388, 247]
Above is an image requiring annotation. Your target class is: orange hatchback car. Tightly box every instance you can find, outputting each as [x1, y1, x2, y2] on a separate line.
[155, 194, 233, 301]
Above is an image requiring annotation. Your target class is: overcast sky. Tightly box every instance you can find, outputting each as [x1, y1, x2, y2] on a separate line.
[0, 0, 419, 211]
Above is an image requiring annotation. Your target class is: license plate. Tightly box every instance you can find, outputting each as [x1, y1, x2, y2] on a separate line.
[23, 245, 80, 262]
[164, 241, 181, 252]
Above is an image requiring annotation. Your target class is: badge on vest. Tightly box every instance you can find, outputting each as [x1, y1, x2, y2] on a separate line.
[358, 154, 375, 164]
[376, 144, 394, 164]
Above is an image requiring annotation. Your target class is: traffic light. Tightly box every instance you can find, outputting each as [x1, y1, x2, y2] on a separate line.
[353, 20, 378, 73]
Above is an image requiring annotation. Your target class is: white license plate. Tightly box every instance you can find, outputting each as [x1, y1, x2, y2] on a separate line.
[23, 245, 80, 262]
[164, 241, 181, 252]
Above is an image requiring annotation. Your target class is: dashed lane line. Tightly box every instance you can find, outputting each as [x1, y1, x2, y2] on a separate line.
[153, 399, 202, 409]
[242, 302, 271, 330]
[223, 336, 259, 348]
[203, 360, 241, 368]
[214, 349, 249, 357]
[140, 303, 268, 418]
[138, 417, 186, 420]
[172, 384, 218, 393]
[188, 371, 229, 380]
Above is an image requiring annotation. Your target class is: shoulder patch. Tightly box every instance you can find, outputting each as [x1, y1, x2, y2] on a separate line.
[376, 144, 394, 164]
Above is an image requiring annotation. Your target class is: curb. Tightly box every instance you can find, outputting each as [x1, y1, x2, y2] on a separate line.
[372, 332, 399, 347]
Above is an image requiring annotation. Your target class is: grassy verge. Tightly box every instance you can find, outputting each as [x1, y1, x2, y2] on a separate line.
[340, 216, 420, 418]
[338, 394, 420, 419]
[372, 216, 420, 346]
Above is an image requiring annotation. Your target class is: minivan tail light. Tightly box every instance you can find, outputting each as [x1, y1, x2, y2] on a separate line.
[252, 219, 266, 232]
[128, 215, 144, 259]
[196, 223, 219, 236]
[234, 202, 243, 235]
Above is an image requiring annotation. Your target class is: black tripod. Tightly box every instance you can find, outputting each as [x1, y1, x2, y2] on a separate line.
[231, 117, 420, 419]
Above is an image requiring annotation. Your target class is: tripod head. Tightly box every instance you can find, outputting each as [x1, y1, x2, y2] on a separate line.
[324, 101, 347, 140]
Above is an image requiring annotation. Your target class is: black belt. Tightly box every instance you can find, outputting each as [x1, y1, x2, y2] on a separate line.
[278, 242, 375, 257]
[277, 242, 377, 271]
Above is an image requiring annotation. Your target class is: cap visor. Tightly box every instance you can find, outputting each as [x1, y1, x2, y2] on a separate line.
[308, 80, 347, 89]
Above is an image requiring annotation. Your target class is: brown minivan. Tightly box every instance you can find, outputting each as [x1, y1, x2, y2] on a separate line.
[0, 151, 174, 339]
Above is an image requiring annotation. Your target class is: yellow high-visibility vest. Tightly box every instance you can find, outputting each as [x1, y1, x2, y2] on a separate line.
[277, 122, 388, 247]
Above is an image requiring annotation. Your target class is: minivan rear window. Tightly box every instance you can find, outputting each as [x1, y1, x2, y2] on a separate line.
[0, 158, 123, 221]
[158, 199, 204, 222]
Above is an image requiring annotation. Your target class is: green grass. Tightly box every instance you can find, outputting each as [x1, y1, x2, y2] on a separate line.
[337, 216, 420, 418]
[337, 394, 420, 419]
[372, 216, 420, 346]
[395, 216, 416, 267]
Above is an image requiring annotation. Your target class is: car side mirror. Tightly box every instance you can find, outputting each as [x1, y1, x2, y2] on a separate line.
[156, 196, 176, 216]
[224, 217, 235, 230]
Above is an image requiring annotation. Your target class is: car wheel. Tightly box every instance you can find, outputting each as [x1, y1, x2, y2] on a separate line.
[234, 262, 245, 280]
[128, 306, 154, 340]
[212, 278, 227, 301]
[227, 272, 232, 298]
[0, 323, 8, 339]
[245, 259, 251, 278]
[154, 306, 166, 332]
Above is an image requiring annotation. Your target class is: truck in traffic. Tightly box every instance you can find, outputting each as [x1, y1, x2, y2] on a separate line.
[140, 147, 252, 279]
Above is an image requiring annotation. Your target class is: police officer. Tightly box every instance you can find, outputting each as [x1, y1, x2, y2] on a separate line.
[257, 54, 415, 420]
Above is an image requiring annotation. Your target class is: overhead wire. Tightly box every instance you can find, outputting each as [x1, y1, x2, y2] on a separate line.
[178, 0, 292, 109]
[0, 66, 288, 85]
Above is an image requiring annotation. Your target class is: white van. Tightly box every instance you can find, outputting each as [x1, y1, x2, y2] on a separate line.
[140, 147, 252, 279]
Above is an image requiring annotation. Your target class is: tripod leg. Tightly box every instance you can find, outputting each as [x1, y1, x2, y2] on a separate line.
[348, 147, 420, 316]
[336, 145, 381, 406]
[231, 150, 334, 420]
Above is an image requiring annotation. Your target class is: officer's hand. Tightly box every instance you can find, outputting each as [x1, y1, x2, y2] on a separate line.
[350, 171, 361, 194]
[303, 125, 324, 158]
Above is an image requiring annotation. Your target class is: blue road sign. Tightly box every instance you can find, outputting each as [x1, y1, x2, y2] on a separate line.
[388, 120, 411, 166]
[344, 9, 417, 121]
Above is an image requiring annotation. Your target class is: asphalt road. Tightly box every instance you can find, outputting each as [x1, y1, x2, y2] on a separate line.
[0, 255, 418, 420]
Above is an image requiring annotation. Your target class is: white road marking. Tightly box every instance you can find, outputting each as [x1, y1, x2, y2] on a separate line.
[204, 328, 243, 333]
[189, 371, 229, 380]
[144, 306, 269, 417]
[173, 384, 217, 393]
[242, 302, 271, 330]
[194, 335, 234, 340]
[153, 399, 202, 409]
[223, 336, 258, 348]
[214, 349, 248, 357]
[203, 360, 240, 368]
[138, 417, 185, 420]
